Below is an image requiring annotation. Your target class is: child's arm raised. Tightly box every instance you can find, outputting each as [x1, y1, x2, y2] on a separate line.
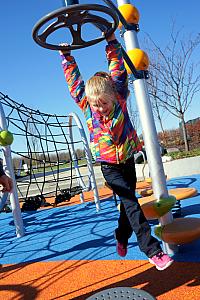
[105, 34, 129, 99]
[59, 45, 87, 111]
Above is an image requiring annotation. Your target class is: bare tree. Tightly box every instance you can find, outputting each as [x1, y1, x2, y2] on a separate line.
[144, 25, 200, 151]
[147, 72, 170, 144]
[127, 92, 141, 134]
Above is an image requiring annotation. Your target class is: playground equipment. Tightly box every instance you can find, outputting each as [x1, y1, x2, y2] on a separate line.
[124, 48, 149, 71]
[138, 195, 176, 220]
[139, 187, 197, 202]
[118, 3, 139, 29]
[0, 92, 101, 237]
[0, 100, 24, 237]
[155, 218, 200, 244]
[118, 0, 200, 247]
[31, 0, 200, 250]
[1, 0, 199, 249]
[0, 130, 14, 146]
[32, 3, 119, 51]
[138, 188, 197, 220]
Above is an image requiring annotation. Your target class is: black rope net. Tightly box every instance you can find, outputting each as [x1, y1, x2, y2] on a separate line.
[0, 92, 90, 208]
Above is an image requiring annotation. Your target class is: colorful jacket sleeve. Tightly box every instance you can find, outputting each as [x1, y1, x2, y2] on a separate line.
[106, 40, 129, 100]
[60, 54, 87, 111]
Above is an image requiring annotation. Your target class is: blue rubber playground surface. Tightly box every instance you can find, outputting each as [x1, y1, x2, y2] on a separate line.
[1, 174, 200, 265]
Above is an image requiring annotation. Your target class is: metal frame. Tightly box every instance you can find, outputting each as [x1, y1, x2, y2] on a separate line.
[0, 102, 25, 237]
[69, 113, 100, 212]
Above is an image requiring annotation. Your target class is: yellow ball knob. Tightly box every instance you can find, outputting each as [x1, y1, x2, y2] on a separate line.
[124, 48, 149, 73]
[118, 4, 140, 29]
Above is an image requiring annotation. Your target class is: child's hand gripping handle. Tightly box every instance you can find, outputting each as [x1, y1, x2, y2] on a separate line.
[59, 43, 71, 56]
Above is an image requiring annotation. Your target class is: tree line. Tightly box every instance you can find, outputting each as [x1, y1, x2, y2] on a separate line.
[128, 23, 200, 152]
[12, 148, 85, 173]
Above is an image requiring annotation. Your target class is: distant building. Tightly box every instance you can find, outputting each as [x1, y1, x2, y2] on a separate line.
[179, 117, 200, 140]
[186, 117, 200, 125]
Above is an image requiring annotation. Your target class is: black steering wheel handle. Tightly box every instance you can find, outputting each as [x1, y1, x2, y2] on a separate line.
[32, 4, 119, 51]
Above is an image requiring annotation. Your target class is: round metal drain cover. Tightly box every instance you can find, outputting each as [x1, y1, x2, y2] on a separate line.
[86, 287, 156, 300]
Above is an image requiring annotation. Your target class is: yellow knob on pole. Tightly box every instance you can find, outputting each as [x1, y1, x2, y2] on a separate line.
[124, 48, 149, 73]
[118, 4, 140, 29]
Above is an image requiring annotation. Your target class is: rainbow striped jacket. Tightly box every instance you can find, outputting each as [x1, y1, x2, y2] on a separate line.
[60, 40, 142, 164]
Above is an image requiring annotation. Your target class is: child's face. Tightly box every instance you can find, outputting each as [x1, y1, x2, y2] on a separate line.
[90, 98, 114, 116]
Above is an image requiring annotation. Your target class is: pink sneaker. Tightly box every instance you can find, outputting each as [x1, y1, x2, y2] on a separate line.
[116, 241, 127, 257]
[149, 252, 174, 271]
[114, 231, 127, 257]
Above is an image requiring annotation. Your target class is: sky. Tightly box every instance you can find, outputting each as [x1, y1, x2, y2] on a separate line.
[1, 0, 200, 137]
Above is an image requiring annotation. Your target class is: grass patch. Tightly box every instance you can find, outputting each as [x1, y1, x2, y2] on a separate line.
[18, 159, 88, 177]
[167, 148, 200, 160]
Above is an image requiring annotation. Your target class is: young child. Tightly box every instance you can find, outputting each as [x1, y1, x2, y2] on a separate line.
[59, 33, 173, 271]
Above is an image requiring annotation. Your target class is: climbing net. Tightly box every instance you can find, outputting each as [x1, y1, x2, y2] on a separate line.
[0, 91, 95, 208]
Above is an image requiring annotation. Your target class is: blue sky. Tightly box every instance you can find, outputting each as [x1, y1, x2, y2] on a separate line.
[1, 0, 200, 135]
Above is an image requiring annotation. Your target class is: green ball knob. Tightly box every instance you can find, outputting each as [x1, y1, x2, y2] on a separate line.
[0, 130, 14, 146]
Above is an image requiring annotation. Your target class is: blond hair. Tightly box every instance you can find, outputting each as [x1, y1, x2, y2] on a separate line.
[85, 72, 116, 104]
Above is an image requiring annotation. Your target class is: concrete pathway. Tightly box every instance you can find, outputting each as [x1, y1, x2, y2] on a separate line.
[15, 156, 200, 196]
[93, 156, 200, 187]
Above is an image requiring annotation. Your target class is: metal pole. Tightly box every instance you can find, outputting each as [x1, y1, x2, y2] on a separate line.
[116, 0, 176, 254]
[69, 113, 101, 212]
[0, 102, 25, 237]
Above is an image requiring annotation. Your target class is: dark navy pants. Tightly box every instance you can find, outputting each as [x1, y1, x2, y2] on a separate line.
[101, 157, 162, 258]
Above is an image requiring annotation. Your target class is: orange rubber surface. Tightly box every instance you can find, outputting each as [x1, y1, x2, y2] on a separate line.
[1, 186, 200, 299]
[1, 260, 199, 299]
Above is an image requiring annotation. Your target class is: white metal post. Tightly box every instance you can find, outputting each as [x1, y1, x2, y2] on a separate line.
[69, 113, 101, 212]
[0, 102, 25, 237]
[116, 0, 177, 254]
